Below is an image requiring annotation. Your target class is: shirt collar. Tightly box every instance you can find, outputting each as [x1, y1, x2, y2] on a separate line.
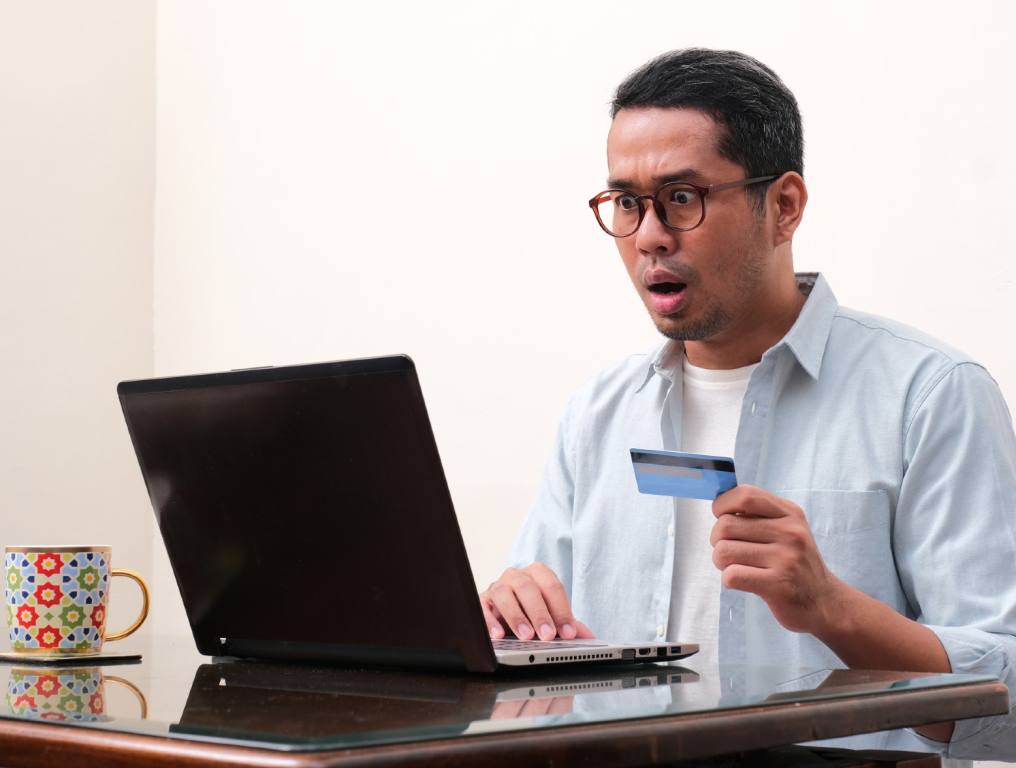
[777, 272, 837, 381]
[636, 271, 838, 391]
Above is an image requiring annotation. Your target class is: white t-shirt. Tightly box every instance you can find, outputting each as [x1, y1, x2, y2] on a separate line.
[667, 356, 758, 677]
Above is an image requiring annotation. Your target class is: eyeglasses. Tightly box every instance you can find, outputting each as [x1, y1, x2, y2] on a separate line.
[588, 175, 780, 238]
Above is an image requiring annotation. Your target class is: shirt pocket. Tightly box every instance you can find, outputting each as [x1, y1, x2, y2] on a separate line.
[773, 489, 903, 607]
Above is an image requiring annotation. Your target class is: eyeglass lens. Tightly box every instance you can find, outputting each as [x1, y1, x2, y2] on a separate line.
[593, 184, 704, 237]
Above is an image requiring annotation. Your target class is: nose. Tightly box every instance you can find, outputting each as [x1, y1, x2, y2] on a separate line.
[633, 200, 679, 257]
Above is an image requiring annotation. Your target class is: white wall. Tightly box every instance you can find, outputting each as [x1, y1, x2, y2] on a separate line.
[153, 1, 1016, 638]
[0, 1, 155, 649]
[0, 2, 1012, 759]
[0, 2, 1011, 757]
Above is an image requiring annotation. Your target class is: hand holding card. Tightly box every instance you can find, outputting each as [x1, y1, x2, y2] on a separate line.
[630, 449, 737, 501]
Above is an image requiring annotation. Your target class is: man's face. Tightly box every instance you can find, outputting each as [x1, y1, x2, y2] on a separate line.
[605, 107, 773, 343]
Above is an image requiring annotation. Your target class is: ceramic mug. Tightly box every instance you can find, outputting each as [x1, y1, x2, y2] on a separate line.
[4, 546, 150, 655]
[6, 665, 147, 722]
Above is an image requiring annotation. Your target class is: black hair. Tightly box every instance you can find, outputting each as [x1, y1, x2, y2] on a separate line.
[611, 48, 803, 213]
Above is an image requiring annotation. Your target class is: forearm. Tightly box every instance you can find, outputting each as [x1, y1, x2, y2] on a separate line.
[815, 577, 953, 741]
[817, 577, 950, 672]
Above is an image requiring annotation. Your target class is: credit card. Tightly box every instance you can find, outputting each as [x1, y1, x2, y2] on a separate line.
[630, 449, 737, 501]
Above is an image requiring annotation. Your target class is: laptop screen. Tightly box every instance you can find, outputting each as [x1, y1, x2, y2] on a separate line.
[118, 356, 496, 671]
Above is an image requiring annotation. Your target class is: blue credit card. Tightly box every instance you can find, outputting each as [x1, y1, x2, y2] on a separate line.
[630, 449, 737, 501]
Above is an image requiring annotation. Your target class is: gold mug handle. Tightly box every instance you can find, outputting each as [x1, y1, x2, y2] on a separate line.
[104, 675, 149, 719]
[105, 569, 150, 642]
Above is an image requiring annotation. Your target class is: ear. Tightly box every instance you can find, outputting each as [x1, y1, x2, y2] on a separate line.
[769, 172, 807, 247]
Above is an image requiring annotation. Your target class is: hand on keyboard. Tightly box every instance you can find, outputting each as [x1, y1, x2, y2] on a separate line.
[479, 562, 596, 642]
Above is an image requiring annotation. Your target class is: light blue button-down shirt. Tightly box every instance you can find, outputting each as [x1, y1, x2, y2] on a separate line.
[509, 272, 1016, 746]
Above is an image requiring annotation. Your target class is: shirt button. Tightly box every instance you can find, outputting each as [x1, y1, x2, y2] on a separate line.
[656, 624, 665, 637]
[751, 401, 757, 415]
[667, 523, 675, 538]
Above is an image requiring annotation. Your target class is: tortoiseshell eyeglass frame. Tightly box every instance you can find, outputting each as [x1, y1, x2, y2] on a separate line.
[588, 174, 781, 237]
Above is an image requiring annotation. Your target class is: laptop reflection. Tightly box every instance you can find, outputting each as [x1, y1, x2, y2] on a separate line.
[170, 661, 700, 749]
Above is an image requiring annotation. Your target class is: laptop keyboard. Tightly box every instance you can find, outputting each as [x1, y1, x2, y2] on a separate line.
[493, 639, 607, 650]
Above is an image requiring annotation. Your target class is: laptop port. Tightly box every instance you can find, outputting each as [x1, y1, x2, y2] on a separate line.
[637, 647, 652, 656]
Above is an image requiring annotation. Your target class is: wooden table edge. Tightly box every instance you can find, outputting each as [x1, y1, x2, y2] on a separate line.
[0, 679, 1007, 768]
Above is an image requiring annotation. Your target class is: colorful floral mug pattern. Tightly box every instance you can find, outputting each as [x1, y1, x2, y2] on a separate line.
[4, 546, 150, 655]
[6, 665, 147, 722]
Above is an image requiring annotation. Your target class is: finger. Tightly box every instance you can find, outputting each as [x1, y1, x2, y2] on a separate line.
[711, 539, 775, 571]
[710, 514, 781, 546]
[479, 595, 506, 639]
[519, 697, 555, 718]
[547, 696, 574, 715]
[488, 581, 537, 640]
[713, 485, 788, 519]
[490, 699, 526, 720]
[477, 589, 505, 621]
[526, 563, 577, 639]
[573, 619, 596, 639]
[487, 599, 504, 621]
[505, 571, 558, 640]
[719, 563, 774, 594]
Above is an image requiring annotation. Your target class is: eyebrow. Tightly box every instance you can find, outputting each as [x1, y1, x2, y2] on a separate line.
[606, 168, 708, 190]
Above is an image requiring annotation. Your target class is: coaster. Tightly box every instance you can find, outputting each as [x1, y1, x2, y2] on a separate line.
[0, 651, 142, 666]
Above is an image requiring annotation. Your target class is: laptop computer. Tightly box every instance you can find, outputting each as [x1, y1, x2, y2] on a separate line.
[117, 355, 698, 673]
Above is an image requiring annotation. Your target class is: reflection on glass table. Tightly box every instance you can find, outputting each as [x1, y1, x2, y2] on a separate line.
[1, 656, 1014, 765]
[5, 665, 147, 724]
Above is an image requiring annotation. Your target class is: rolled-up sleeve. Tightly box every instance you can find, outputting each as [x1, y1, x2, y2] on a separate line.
[896, 362, 1016, 746]
[506, 396, 578, 595]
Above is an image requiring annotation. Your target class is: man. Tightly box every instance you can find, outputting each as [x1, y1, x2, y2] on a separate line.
[479, 49, 1016, 744]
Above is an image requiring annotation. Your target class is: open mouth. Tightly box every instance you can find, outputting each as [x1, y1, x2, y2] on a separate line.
[645, 280, 688, 315]
[648, 282, 687, 295]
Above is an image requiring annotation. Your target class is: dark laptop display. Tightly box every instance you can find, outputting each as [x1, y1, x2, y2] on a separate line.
[119, 356, 496, 671]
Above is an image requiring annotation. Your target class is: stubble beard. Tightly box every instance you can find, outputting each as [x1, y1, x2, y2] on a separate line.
[654, 302, 732, 342]
[651, 241, 768, 343]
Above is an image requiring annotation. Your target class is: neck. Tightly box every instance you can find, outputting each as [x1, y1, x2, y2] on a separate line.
[683, 272, 806, 370]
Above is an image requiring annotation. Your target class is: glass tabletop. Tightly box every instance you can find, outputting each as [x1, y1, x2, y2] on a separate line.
[0, 644, 1005, 755]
